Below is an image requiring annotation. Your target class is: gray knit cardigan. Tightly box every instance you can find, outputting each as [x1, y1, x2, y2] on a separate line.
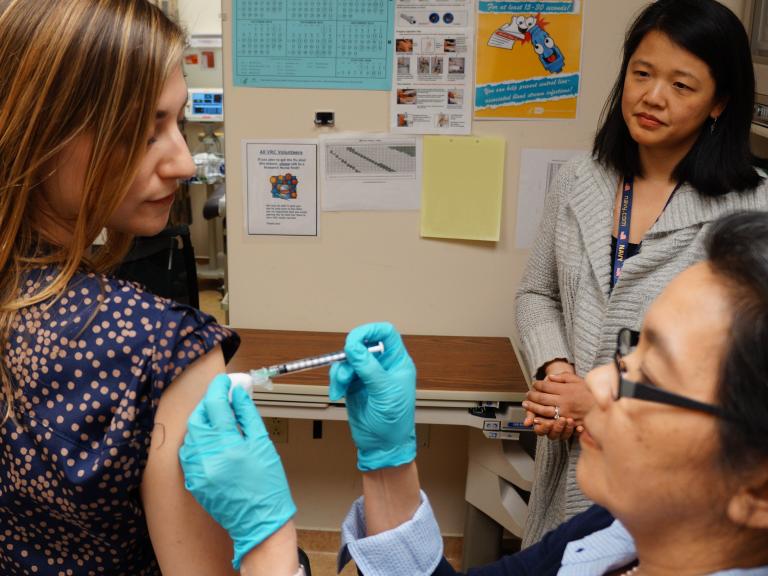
[515, 154, 768, 547]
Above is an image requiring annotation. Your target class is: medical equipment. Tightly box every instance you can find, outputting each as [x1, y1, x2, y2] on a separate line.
[192, 152, 225, 184]
[185, 88, 224, 122]
[229, 342, 385, 398]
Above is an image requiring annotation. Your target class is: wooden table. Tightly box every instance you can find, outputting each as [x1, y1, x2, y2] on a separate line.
[229, 328, 533, 566]
[229, 328, 529, 403]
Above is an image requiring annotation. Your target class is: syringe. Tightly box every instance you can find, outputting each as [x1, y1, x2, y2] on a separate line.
[228, 342, 385, 398]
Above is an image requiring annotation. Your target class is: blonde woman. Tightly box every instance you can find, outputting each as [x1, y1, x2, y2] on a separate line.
[0, 1, 250, 574]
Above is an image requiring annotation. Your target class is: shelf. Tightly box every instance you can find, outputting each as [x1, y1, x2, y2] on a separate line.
[751, 122, 768, 139]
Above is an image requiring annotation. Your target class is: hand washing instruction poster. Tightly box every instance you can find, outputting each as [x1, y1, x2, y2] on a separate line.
[475, 1, 583, 120]
[243, 141, 318, 236]
[391, 0, 474, 134]
[233, 0, 395, 89]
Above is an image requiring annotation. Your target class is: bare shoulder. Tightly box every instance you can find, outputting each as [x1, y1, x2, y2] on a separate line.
[141, 346, 237, 576]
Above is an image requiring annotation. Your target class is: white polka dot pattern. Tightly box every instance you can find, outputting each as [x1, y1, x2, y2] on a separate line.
[0, 270, 239, 575]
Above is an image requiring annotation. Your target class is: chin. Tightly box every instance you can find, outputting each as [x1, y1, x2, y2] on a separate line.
[136, 222, 170, 237]
[575, 452, 609, 507]
[114, 218, 170, 238]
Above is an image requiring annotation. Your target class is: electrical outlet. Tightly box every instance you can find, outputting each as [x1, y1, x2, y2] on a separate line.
[265, 418, 288, 443]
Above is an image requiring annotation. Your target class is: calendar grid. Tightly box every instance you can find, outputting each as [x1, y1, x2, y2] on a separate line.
[234, 0, 394, 89]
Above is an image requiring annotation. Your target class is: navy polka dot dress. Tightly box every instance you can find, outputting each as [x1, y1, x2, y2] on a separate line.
[0, 269, 240, 575]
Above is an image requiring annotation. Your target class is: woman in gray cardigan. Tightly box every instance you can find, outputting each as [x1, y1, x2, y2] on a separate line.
[515, 0, 768, 546]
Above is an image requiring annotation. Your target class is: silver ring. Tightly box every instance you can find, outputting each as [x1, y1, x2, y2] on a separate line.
[553, 405, 561, 420]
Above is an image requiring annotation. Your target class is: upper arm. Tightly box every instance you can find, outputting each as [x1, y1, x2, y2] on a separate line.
[515, 162, 574, 347]
[515, 162, 569, 306]
[141, 345, 237, 576]
[515, 164, 574, 376]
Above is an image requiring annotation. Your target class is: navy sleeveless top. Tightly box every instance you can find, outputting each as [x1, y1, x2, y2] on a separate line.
[0, 269, 239, 575]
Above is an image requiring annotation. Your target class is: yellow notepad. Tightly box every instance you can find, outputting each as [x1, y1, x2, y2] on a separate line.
[420, 135, 506, 241]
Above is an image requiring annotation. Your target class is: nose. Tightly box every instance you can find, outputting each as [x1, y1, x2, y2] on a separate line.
[159, 128, 196, 181]
[642, 80, 665, 109]
[585, 363, 615, 409]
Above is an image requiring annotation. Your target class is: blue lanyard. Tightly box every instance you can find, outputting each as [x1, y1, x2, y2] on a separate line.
[612, 177, 634, 288]
[612, 177, 682, 289]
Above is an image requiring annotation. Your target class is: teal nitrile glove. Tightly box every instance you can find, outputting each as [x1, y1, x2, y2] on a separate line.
[179, 374, 296, 570]
[329, 322, 417, 471]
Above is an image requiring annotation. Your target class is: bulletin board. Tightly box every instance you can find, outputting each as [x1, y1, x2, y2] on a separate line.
[222, 0, 650, 342]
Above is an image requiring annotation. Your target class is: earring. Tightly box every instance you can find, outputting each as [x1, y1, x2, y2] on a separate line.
[710, 116, 718, 135]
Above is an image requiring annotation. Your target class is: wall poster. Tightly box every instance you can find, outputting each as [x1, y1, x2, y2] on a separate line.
[475, 1, 583, 120]
[243, 140, 318, 236]
[391, 0, 474, 134]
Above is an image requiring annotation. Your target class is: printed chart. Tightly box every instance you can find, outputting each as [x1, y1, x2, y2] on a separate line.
[324, 142, 418, 177]
[233, 0, 395, 89]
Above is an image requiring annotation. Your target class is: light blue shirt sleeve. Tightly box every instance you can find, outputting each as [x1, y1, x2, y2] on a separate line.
[337, 490, 444, 576]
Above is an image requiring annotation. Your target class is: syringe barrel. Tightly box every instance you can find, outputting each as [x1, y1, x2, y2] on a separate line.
[280, 350, 346, 373]
[271, 342, 384, 376]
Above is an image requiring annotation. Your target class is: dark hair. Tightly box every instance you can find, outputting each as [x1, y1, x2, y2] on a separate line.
[593, 0, 763, 197]
[706, 212, 768, 473]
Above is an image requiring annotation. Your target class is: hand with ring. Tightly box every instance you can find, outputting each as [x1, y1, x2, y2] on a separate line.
[525, 404, 576, 440]
[522, 359, 573, 427]
[523, 370, 593, 440]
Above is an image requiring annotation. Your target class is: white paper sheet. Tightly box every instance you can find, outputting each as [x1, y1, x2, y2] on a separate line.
[391, 0, 474, 134]
[243, 140, 318, 236]
[320, 134, 422, 211]
[516, 148, 584, 249]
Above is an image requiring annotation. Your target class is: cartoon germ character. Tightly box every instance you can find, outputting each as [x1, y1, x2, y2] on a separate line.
[526, 14, 564, 74]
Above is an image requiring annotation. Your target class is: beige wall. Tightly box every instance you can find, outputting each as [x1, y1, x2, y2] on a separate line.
[278, 420, 469, 535]
[179, 0, 222, 36]
[221, 0, 748, 338]
[724, 0, 747, 19]
[223, 1, 651, 338]
[222, 0, 747, 337]
[219, 0, 751, 534]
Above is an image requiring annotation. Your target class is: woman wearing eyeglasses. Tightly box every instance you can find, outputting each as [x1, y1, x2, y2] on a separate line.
[180, 211, 768, 575]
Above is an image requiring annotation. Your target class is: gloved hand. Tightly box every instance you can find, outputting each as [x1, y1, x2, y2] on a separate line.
[329, 322, 417, 471]
[179, 374, 296, 569]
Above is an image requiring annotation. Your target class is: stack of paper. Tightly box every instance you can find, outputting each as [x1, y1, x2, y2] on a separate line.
[487, 24, 524, 50]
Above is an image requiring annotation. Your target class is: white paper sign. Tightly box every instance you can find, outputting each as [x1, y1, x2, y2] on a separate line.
[391, 0, 474, 135]
[516, 148, 585, 249]
[243, 140, 318, 236]
[320, 134, 422, 211]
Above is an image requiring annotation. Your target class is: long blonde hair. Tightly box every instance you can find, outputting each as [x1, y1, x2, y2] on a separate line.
[0, 0, 186, 422]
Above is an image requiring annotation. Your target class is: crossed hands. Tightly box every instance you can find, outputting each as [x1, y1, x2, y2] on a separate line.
[522, 361, 594, 441]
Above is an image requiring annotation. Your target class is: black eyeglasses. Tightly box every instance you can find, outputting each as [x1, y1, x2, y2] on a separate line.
[613, 328, 726, 418]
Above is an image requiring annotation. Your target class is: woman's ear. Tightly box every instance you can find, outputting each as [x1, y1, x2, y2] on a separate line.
[727, 471, 768, 529]
[711, 96, 728, 121]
